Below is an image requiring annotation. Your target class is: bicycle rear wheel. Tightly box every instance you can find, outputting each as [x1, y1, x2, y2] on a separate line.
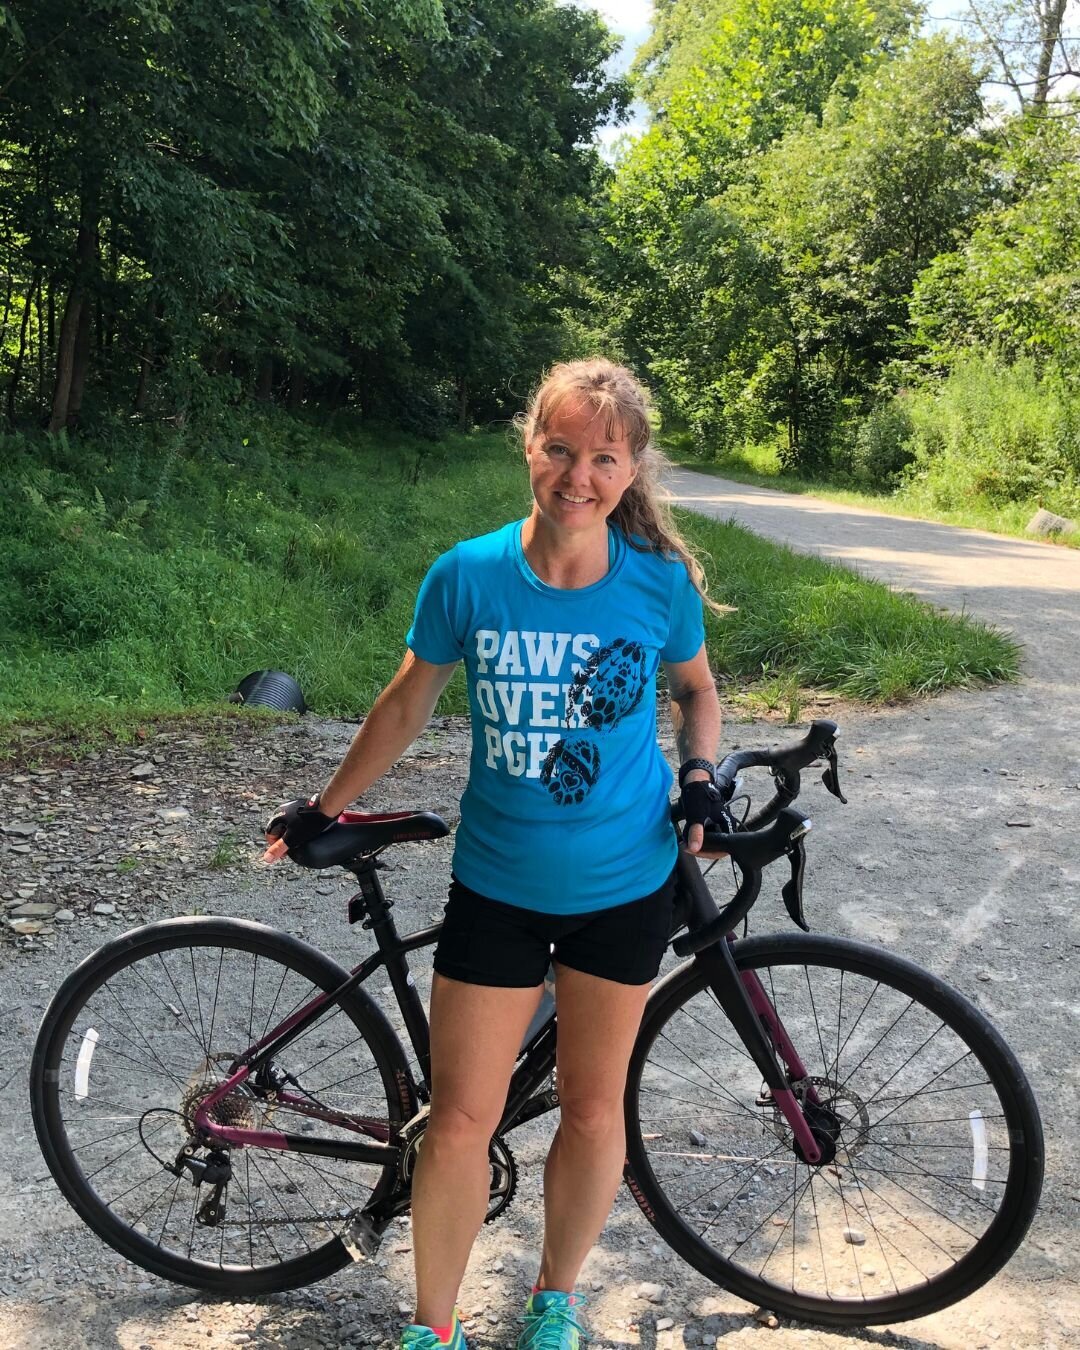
[30, 917, 412, 1294]
[624, 933, 1043, 1326]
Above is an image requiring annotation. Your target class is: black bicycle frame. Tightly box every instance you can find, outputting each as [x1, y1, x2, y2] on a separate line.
[673, 848, 824, 1162]
[194, 846, 823, 1175]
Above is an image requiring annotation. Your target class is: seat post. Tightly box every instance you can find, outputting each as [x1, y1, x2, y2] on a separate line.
[347, 854, 433, 1088]
[346, 855, 396, 932]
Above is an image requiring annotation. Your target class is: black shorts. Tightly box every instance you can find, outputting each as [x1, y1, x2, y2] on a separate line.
[432, 872, 677, 989]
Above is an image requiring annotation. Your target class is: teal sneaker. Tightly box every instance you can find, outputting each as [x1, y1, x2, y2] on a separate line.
[517, 1290, 589, 1348]
[399, 1308, 467, 1349]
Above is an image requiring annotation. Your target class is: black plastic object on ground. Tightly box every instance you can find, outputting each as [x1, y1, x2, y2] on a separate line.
[230, 670, 307, 713]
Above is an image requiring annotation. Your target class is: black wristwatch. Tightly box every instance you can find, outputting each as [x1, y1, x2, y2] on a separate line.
[678, 758, 716, 786]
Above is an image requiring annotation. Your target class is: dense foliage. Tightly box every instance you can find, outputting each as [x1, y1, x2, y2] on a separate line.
[602, 0, 1080, 520]
[0, 0, 625, 433]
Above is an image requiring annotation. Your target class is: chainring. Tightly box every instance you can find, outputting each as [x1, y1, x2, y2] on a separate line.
[483, 1135, 518, 1222]
[398, 1111, 518, 1222]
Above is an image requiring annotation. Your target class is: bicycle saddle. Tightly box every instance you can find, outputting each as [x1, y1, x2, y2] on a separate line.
[292, 810, 450, 869]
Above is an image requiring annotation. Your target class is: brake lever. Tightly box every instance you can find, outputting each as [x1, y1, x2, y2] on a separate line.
[781, 837, 810, 931]
[821, 743, 847, 803]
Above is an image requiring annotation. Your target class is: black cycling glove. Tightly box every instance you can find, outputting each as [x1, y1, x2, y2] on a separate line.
[680, 779, 733, 841]
[264, 794, 337, 852]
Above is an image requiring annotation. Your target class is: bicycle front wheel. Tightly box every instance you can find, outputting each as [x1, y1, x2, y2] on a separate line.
[624, 933, 1043, 1326]
[30, 917, 411, 1294]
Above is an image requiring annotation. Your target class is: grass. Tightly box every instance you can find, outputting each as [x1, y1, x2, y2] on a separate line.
[207, 834, 242, 870]
[0, 411, 1021, 746]
[677, 509, 1020, 701]
[667, 437, 1080, 548]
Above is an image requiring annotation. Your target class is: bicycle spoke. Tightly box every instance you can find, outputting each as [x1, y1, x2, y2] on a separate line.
[674, 994, 757, 1066]
[803, 965, 833, 1084]
[859, 1047, 981, 1132]
[99, 990, 188, 1090]
[817, 1166, 935, 1282]
[690, 1143, 791, 1235]
[40, 929, 401, 1286]
[205, 947, 226, 1058]
[629, 942, 1036, 1317]
[188, 948, 208, 1050]
[651, 1030, 768, 1128]
[638, 1082, 759, 1120]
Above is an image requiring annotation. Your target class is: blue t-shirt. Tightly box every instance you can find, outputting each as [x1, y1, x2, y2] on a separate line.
[406, 521, 705, 914]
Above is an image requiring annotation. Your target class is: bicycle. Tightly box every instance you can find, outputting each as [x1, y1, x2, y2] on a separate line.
[29, 719, 1043, 1328]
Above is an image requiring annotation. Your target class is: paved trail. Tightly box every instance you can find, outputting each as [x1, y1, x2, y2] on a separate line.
[668, 469, 1080, 686]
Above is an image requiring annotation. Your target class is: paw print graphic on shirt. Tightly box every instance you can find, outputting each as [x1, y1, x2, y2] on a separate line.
[540, 735, 602, 806]
[566, 637, 648, 732]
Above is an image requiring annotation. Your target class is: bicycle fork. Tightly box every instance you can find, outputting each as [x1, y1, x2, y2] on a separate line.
[693, 938, 826, 1165]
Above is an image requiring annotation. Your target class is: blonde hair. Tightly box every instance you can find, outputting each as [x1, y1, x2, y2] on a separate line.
[517, 357, 727, 614]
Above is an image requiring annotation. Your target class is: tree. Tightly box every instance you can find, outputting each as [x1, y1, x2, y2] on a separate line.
[964, 0, 1079, 109]
[605, 31, 991, 465]
[0, 0, 624, 433]
[911, 114, 1080, 373]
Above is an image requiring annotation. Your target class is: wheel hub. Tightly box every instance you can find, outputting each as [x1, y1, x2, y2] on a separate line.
[769, 1075, 871, 1167]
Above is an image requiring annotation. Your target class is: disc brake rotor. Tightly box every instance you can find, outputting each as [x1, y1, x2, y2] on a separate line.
[766, 1076, 871, 1162]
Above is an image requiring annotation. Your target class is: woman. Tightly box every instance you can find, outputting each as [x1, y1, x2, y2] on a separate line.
[267, 359, 723, 1350]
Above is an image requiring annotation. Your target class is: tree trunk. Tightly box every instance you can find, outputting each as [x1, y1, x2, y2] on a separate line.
[66, 299, 93, 426]
[456, 375, 470, 431]
[0, 269, 13, 339]
[48, 197, 99, 433]
[36, 284, 45, 406]
[287, 365, 305, 412]
[1033, 1, 1068, 107]
[133, 299, 159, 413]
[255, 354, 275, 402]
[6, 268, 40, 423]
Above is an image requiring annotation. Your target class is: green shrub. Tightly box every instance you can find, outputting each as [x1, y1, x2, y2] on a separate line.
[0, 415, 529, 720]
[900, 355, 1080, 515]
[850, 399, 916, 486]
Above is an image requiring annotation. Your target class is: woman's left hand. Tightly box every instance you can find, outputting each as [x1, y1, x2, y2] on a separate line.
[680, 779, 730, 856]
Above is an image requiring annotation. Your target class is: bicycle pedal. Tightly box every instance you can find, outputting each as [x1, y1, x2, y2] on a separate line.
[341, 1210, 383, 1262]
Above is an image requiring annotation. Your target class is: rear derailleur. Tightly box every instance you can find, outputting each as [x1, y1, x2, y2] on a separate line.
[170, 1142, 233, 1227]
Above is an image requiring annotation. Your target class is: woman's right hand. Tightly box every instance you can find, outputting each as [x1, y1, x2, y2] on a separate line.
[264, 795, 338, 854]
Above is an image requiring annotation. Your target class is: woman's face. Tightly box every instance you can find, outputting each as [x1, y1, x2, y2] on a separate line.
[525, 397, 637, 535]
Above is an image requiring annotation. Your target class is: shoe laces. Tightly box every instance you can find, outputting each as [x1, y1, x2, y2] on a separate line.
[400, 1324, 460, 1350]
[522, 1292, 589, 1348]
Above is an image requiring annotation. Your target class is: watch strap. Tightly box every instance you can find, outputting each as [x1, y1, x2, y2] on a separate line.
[679, 758, 716, 786]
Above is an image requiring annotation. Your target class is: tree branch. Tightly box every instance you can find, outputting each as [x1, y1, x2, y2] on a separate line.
[0, 24, 72, 101]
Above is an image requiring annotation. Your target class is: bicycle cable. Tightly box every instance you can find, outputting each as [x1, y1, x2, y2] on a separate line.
[700, 790, 750, 936]
[137, 1108, 190, 1171]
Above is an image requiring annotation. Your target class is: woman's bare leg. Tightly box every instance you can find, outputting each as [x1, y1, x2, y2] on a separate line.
[535, 963, 651, 1293]
[411, 973, 543, 1329]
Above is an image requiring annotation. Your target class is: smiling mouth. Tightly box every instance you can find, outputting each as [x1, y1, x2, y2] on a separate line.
[557, 492, 591, 504]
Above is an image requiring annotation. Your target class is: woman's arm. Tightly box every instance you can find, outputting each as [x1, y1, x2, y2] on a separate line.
[318, 650, 459, 816]
[663, 643, 723, 855]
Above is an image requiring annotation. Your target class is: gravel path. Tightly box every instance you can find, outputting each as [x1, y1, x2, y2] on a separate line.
[1, 475, 1077, 1349]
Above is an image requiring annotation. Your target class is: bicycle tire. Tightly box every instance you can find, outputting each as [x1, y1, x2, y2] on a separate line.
[30, 916, 413, 1294]
[623, 933, 1043, 1326]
